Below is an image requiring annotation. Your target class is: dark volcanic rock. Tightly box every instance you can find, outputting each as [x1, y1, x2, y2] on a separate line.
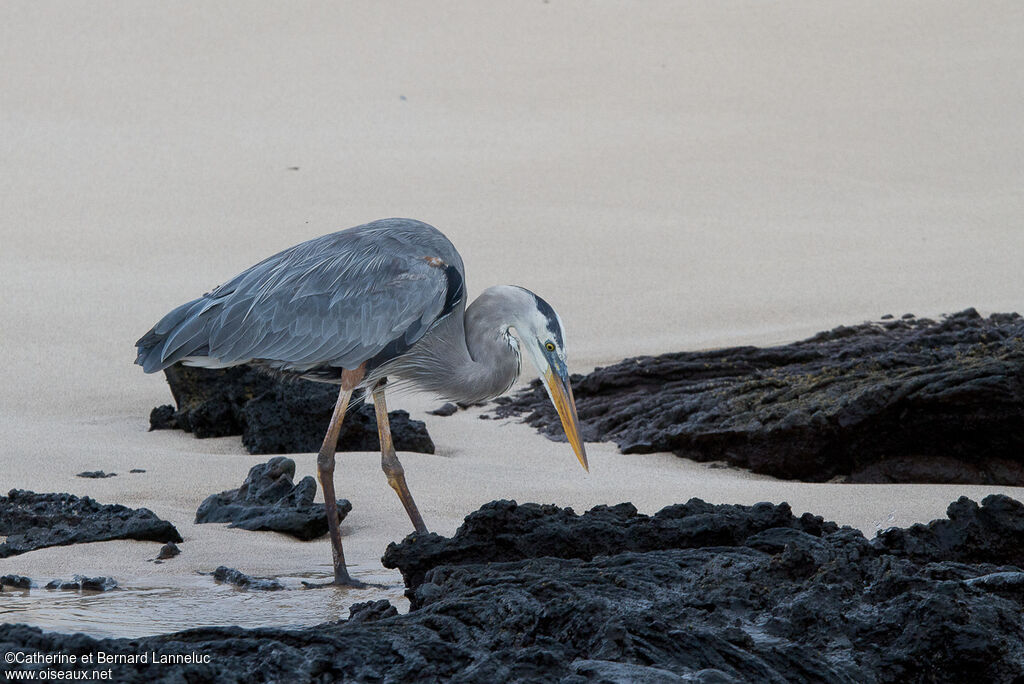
[0, 575, 32, 590]
[75, 471, 116, 479]
[428, 402, 459, 416]
[3, 496, 1024, 682]
[211, 566, 284, 591]
[194, 457, 351, 540]
[147, 365, 260, 438]
[149, 363, 435, 455]
[381, 498, 826, 594]
[44, 576, 117, 592]
[0, 490, 182, 558]
[241, 384, 435, 455]
[492, 309, 1024, 484]
[876, 494, 1024, 566]
[155, 542, 180, 560]
[148, 403, 177, 430]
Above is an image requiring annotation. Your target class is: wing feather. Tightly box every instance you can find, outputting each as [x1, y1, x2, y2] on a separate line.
[137, 218, 465, 378]
[201, 230, 453, 372]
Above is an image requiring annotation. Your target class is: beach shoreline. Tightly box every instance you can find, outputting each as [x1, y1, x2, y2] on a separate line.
[3, 0, 1023, 645]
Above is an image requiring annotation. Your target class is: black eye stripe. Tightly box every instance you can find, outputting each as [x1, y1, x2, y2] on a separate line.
[532, 294, 564, 348]
[511, 286, 565, 348]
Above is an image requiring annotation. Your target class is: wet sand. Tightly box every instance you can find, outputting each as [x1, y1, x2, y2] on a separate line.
[2, 2, 1022, 635]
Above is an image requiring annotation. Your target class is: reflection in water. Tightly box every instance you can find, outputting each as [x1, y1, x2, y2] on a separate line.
[0, 570, 409, 639]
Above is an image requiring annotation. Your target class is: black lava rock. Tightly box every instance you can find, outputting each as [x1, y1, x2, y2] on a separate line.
[242, 394, 434, 455]
[876, 494, 1024, 567]
[211, 566, 284, 591]
[427, 402, 459, 416]
[156, 542, 180, 560]
[149, 364, 435, 455]
[75, 471, 117, 479]
[4, 496, 1024, 682]
[492, 309, 1024, 484]
[44, 576, 117, 592]
[0, 575, 32, 590]
[194, 457, 351, 540]
[347, 599, 399, 623]
[382, 498, 824, 595]
[75, 576, 117, 592]
[0, 490, 182, 558]
[148, 404, 177, 431]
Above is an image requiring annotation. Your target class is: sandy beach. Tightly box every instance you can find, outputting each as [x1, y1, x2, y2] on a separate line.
[2, 1, 1023, 637]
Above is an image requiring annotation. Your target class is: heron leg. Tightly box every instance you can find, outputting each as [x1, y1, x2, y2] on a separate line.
[315, 367, 365, 586]
[372, 382, 429, 535]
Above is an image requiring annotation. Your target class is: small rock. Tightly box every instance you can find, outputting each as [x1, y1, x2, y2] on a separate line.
[80, 576, 118, 591]
[212, 566, 284, 591]
[148, 404, 177, 430]
[45, 576, 117, 592]
[348, 600, 399, 623]
[456, 401, 487, 409]
[156, 542, 180, 560]
[195, 457, 351, 540]
[130, 469, 146, 474]
[76, 471, 117, 479]
[428, 403, 459, 417]
[0, 575, 32, 589]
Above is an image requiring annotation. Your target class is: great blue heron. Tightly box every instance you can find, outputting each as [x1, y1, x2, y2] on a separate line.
[136, 218, 588, 585]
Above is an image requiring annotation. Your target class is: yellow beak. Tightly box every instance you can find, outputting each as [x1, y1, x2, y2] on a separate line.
[544, 369, 589, 472]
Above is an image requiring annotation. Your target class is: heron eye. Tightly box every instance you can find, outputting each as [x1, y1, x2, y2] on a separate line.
[545, 342, 556, 352]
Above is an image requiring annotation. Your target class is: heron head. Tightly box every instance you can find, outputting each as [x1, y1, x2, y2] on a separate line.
[508, 287, 589, 473]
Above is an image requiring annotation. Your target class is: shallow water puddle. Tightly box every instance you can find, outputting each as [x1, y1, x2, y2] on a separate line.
[0, 570, 408, 639]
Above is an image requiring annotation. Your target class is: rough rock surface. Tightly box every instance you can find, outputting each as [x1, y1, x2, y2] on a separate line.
[0, 490, 182, 558]
[0, 575, 32, 590]
[45, 576, 117, 592]
[155, 542, 180, 560]
[194, 457, 351, 540]
[148, 364, 435, 455]
[211, 566, 284, 591]
[493, 309, 1024, 484]
[3, 496, 1024, 682]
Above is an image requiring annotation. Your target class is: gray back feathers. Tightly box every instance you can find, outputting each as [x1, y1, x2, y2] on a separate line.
[136, 218, 465, 379]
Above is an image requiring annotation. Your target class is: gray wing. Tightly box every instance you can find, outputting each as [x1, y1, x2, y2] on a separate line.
[138, 219, 465, 375]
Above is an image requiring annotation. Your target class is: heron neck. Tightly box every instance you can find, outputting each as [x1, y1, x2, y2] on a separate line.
[458, 304, 522, 402]
[380, 303, 520, 404]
